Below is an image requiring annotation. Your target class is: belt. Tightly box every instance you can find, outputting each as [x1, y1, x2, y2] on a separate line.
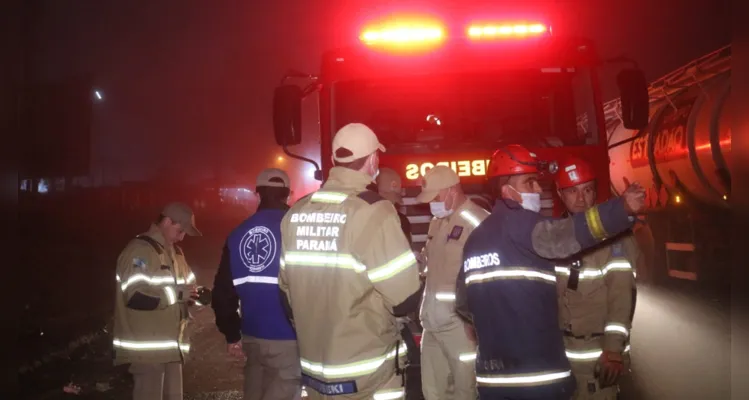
[563, 331, 603, 340]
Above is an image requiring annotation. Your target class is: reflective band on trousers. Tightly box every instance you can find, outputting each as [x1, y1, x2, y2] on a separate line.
[435, 292, 456, 301]
[476, 369, 572, 387]
[283, 251, 416, 283]
[567, 344, 631, 361]
[554, 260, 633, 279]
[459, 352, 477, 362]
[113, 338, 190, 353]
[466, 267, 557, 285]
[311, 191, 348, 204]
[373, 388, 405, 400]
[233, 275, 279, 286]
[604, 323, 629, 336]
[300, 342, 408, 379]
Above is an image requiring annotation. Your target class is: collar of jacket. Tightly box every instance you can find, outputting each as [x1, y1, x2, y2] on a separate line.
[258, 202, 290, 211]
[444, 198, 474, 224]
[492, 198, 523, 213]
[325, 166, 374, 191]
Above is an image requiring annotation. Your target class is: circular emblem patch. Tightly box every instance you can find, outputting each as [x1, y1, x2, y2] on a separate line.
[238, 226, 278, 273]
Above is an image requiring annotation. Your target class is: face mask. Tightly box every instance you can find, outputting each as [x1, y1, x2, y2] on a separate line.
[372, 168, 380, 181]
[510, 186, 542, 213]
[430, 201, 454, 218]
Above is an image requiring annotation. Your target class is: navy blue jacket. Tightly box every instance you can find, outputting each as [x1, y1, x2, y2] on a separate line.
[213, 206, 296, 342]
[456, 197, 633, 399]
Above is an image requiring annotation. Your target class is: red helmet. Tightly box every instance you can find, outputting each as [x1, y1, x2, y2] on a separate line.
[554, 156, 596, 190]
[488, 145, 540, 177]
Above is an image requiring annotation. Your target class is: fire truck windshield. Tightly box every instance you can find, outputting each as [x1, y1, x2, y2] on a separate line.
[332, 67, 598, 153]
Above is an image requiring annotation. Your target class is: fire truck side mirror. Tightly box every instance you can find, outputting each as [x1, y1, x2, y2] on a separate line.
[617, 68, 650, 130]
[273, 85, 303, 146]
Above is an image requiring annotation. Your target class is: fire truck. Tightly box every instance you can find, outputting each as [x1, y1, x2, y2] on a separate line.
[272, 12, 650, 399]
[272, 14, 649, 249]
[606, 45, 732, 287]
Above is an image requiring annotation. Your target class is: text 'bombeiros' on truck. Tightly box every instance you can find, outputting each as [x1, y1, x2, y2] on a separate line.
[271, 13, 650, 250]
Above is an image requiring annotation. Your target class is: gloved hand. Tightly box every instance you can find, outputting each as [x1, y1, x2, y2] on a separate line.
[595, 351, 624, 388]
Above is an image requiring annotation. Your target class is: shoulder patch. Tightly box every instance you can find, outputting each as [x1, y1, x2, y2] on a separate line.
[611, 242, 625, 258]
[357, 190, 386, 205]
[449, 225, 464, 240]
[132, 257, 147, 268]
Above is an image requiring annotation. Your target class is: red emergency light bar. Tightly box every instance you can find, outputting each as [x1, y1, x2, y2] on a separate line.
[359, 18, 549, 48]
[467, 23, 548, 39]
[360, 22, 445, 47]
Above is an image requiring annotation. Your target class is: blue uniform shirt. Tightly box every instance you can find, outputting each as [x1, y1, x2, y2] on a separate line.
[227, 208, 296, 341]
[456, 197, 633, 399]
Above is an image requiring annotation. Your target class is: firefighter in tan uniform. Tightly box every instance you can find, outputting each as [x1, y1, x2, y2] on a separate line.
[279, 123, 422, 400]
[553, 157, 640, 400]
[416, 166, 489, 400]
[113, 202, 202, 400]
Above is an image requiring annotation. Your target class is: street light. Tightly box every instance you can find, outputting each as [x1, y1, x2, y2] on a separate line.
[277, 156, 284, 162]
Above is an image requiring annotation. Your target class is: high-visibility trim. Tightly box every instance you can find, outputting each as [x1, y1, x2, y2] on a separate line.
[566, 344, 631, 361]
[435, 292, 456, 301]
[300, 342, 408, 379]
[280, 257, 286, 269]
[233, 275, 279, 286]
[554, 260, 633, 280]
[311, 191, 348, 204]
[604, 323, 629, 336]
[176, 272, 196, 285]
[459, 210, 485, 228]
[113, 338, 189, 353]
[466, 267, 556, 285]
[367, 251, 417, 283]
[373, 388, 405, 400]
[164, 286, 177, 305]
[585, 206, 607, 240]
[459, 352, 477, 362]
[476, 369, 572, 387]
[120, 273, 175, 291]
[283, 252, 366, 272]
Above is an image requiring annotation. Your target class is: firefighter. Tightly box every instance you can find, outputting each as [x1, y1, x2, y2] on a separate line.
[553, 157, 640, 400]
[212, 168, 301, 400]
[376, 167, 412, 243]
[113, 202, 202, 400]
[416, 165, 490, 400]
[278, 122, 422, 399]
[455, 145, 646, 400]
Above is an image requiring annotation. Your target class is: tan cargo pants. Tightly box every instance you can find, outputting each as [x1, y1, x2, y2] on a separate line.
[242, 336, 302, 400]
[129, 362, 183, 400]
[420, 323, 477, 400]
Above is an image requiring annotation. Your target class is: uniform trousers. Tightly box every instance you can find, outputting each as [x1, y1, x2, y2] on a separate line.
[565, 337, 620, 400]
[242, 336, 302, 400]
[129, 362, 183, 400]
[420, 321, 477, 400]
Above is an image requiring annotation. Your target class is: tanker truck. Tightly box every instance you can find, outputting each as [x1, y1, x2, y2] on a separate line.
[605, 45, 731, 287]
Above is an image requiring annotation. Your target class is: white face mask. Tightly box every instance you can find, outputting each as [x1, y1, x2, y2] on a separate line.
[372, 168, 380, 181]
[510, 186, 542, 213]
[429, 201, 453, 218]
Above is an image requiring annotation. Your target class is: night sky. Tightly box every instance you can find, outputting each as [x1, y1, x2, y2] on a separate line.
[26, 0, 730, 192]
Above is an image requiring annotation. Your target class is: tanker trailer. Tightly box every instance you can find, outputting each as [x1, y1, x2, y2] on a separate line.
[605, 45, 731, 287]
